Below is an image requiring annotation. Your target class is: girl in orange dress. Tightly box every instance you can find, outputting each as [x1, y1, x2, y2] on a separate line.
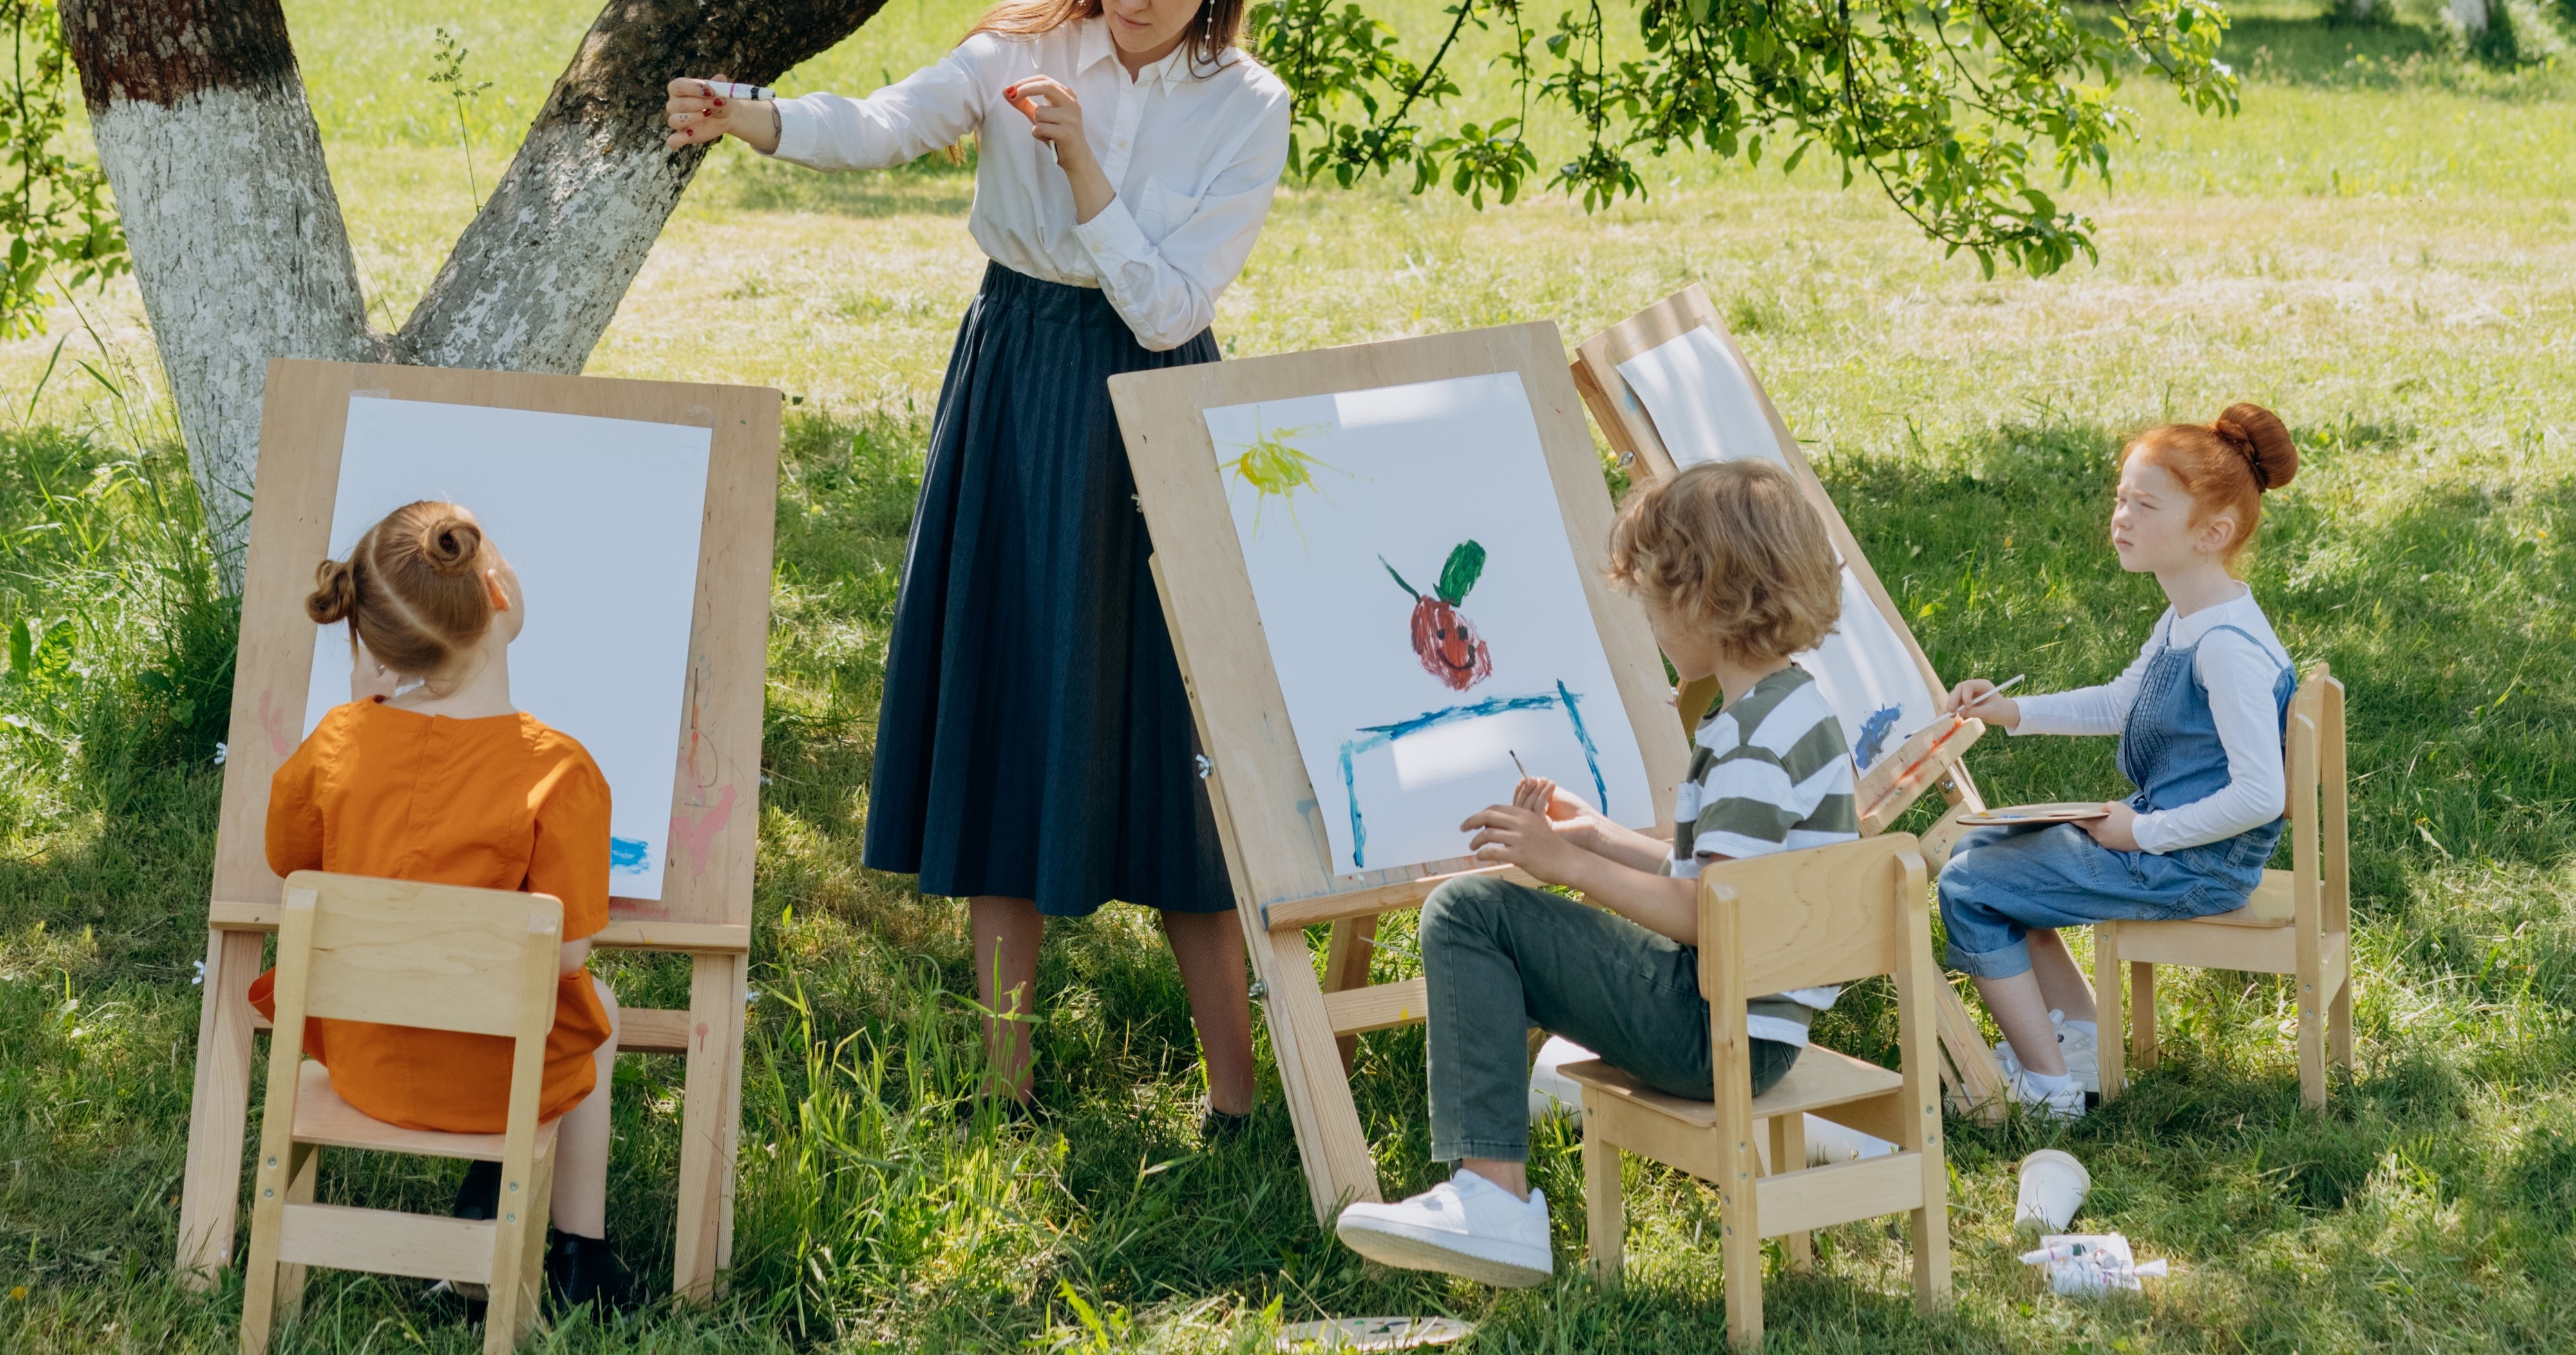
[248, 500, 633, 1309]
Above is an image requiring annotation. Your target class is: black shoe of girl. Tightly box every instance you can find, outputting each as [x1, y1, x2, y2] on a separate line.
[545, 1230, 638, 1314]
[453, 1160, 502, 1220]
[1200, 1105, 1253, 1144]
[435, 1161, 505, 1321]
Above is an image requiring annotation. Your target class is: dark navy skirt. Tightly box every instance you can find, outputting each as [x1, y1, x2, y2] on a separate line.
[862, 262, 1235, 918]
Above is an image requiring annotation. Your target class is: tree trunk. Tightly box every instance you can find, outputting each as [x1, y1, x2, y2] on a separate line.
[59, 0, 375, 578]
[60, 0, 891, 581]
[393, 0, 889, 372]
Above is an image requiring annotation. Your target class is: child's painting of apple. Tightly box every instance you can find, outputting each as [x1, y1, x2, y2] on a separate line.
[1383, 541, 1493, 692]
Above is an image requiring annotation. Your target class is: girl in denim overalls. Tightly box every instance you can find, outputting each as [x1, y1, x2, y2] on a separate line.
[1942, 404, 2302, 1118]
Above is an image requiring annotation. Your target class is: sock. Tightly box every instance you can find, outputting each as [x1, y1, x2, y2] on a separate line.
[2018, 1068, 2073, 1094]
[2061, 1019, 2099, 1039]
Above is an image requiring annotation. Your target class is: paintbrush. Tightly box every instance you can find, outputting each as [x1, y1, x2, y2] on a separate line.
[1509, 749, 1531, 780]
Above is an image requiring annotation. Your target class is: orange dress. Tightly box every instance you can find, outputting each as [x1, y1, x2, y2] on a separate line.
[249, 699, 616, 1133]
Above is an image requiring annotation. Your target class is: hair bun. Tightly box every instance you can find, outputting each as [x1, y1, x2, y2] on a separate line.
[2213, 403, 2298, 493]
[305, 558, 358, 625]
[419, 516, 484, 576]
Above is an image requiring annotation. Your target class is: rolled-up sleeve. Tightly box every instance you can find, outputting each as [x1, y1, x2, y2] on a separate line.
[1074, 84, 1291, 352]
[769, 46, 987, 174]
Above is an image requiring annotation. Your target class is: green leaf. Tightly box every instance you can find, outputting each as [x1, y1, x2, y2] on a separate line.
[1435, 540, 1487, 605]
[1381, 557, 1422, 600]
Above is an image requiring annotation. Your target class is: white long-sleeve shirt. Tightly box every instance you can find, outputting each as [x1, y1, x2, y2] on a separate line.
[2012, 589, 2294, 855]
[766, 21, 1292, 352]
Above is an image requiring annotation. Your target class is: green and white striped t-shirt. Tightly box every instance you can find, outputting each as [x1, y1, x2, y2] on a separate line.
[1670, 663, 1860, 1047]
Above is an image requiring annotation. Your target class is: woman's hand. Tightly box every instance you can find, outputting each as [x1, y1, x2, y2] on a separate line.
[1005, 75, 1115, 223]
[1943, 678, 2021, 730]
[2083, 802, 2142, 851]
[665, 75, 780, 154]
[1462, 802, 1589, 887]
[1513, 775, 1605, 851]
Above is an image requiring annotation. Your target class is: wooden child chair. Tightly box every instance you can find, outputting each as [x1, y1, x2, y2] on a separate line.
[2093, 665, 2350, 1107]
[241, 872, 573, 1355]
[1563, 834, 1952, 1350]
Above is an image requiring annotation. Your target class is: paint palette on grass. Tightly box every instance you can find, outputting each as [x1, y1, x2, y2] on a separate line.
[301, 395, 711, 900]
[1204, 372, 1656, 874]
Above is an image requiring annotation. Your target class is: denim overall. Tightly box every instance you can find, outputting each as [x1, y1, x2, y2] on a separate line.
[1937, 624, 2297, 979]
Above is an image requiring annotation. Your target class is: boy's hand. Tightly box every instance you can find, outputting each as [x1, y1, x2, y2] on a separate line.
[1463, 802, 1588, 885]
[2082, 802, 2141, 851]
[1513, 775, 1604, 851]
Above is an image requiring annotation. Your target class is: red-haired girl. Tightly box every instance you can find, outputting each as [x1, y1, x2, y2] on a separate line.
[1941, 404, 2304, 1119]
[251, 502, 631, 1308]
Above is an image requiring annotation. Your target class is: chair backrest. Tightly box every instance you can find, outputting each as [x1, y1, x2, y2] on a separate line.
[2278, 665, 2347, 931]
[276, 871, 563, 1039]
[1700, 835, 1927, 997]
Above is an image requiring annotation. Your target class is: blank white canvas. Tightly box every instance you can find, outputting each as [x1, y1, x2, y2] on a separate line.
[1205, 372, 1656, 875]
[303, 396, 713, 900]
[1616, 327, 1943, 772]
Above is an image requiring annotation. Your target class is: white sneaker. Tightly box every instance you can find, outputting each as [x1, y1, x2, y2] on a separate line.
[1335, 1170, 1555, 1287]
[2057, 1020, 2099, 1095]
[2008, 1071, 2088, 1121]
[1993, 1010, 2099, 1095]
[1528, 1036, 1591, 1124]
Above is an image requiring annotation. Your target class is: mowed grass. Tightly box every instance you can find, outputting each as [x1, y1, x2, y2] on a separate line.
[4, 0, 2576, 1349]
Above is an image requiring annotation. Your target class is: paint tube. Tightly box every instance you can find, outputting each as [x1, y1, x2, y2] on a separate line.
[699, 81, 775, 101]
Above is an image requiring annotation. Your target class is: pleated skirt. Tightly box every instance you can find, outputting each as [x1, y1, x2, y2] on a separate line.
[862, 262, 1234, 917]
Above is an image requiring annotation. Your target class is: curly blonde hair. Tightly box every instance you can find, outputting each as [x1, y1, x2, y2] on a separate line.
[1605, 460, 1841, 665]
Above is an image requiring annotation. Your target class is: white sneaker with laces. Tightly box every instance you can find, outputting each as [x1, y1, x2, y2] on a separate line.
[2008, 1070, 2088, 1121]
[1334, 1169, 1555, 1287]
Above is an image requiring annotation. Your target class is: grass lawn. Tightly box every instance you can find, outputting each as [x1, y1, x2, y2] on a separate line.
[5, 0, 2576, 1349]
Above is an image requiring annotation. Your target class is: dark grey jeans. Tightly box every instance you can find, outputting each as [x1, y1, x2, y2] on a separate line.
[1420, 873, 1799, 1163]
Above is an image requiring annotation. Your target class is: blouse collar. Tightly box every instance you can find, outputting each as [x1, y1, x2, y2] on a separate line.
[1074, 17, 1198, 89]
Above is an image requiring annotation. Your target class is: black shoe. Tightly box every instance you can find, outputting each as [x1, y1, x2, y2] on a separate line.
[1200, 1106, 1253, 1144]
[439, 1162, 504, 1322]
[545, 1230, 638, 1314]
[453, 1160, 502, 1220]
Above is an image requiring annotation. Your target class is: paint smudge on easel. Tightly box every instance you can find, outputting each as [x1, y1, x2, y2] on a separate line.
[259, 688, 294, 757]
[669, 782, 735, 878]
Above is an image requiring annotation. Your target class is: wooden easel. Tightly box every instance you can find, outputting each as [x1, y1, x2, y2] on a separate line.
[1109, 323, 1691, 1224]
[1567, 285, 2009, 1119]
[175, 359, 778, 1299]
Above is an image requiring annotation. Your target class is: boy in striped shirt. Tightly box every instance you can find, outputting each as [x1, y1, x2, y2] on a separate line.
[1336, 460, 1857, 1288]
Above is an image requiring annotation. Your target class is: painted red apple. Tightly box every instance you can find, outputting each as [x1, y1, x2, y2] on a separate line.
[1383, 541, 1493, 692]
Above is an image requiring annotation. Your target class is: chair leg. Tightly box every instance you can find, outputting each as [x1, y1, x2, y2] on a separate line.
[1766, 1115, 1812, 1271]
[272, 1144, 319, 1327]
[514, 1151, 558, 1349]
[2297, 964, 2327, 1110]
[2131, 962, 2158, 1070]
[2330, 963, 2354, 1077]
[1582, 1116, 1625, 1285]
[2092, 925, 2125, 1101]
[1910, 1164, 1953, 1314]
[1721, 1177, 1764, 1352]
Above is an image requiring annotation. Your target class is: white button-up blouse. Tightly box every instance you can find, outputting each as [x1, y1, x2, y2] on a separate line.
[768, 20, 1293, 352]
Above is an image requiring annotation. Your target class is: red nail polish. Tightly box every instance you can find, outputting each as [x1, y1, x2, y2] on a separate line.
[712, 98, 725, 107]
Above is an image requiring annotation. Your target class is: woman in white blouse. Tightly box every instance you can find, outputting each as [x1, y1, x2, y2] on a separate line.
[667, 0, 1289, 1137]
